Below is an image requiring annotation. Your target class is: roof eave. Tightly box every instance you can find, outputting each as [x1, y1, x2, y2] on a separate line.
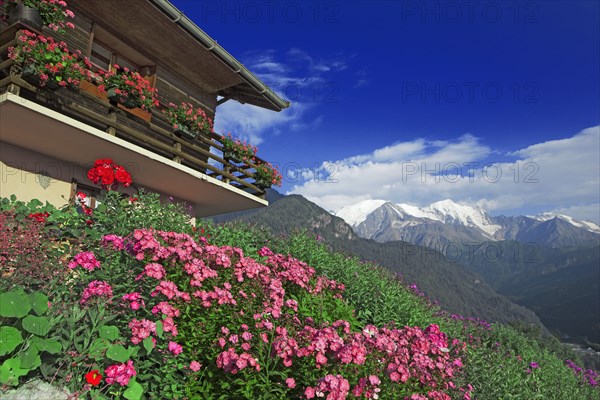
[147, 0, 290, 112]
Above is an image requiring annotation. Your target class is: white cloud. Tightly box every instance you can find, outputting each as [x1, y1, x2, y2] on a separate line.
[289, 126, 600, 223]
[214, 101, 307, 145]
[214, 48, 353, 145]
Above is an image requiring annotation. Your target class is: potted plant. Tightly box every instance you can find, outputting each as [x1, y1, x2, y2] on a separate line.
[253, 162, 282, 189]
[4, 0, 75, 33]
[8, 29, 89, 90]
[163, 102, 214, 140]
[221, 134, 257, 163]
[96, 65, 159, 111]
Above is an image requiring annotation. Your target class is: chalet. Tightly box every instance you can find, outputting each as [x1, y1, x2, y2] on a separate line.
[0, 0, 289, 216]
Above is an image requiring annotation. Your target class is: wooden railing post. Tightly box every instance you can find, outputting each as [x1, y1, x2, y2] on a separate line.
[223, 162, 231, 184]
[173, 142, 182, 163]
[106, 107, 117, 136]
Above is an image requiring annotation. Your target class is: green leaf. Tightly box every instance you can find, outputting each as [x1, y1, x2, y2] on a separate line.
[0, 327, 23, 356]
[88, 338, 110, 360]
[142, 337, 153, 355]
[106, 344, 129, 363]
[0, 358, 28, 386]
[155, 320, 164, 338]
[21, 315, 51, 336]
[123, 379, 143, 400]
[29, 292, 49, 316]
[99, 325, 120, 341]
[19, 347, 39, 369]
[30, 337, 61, 354]
[127, 346, 138, 358]
[0, 290, 31, 318]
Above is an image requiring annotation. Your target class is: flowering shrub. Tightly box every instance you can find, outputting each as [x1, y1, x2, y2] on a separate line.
[163, 102, 214, 136]
[221, 133, 257, 162]
[8, 30, 89, 88]
[4, 0, 75, 32]
[254, 162, 283, 187]
[59, 228, 467, 399]
[566, 359, 599, 387]
[0, 210, 54, 289]
[86, 159, 132, 190]
[96, 65, 159, 111]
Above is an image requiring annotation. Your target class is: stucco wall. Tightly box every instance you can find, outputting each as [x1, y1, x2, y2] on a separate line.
[0, 143, 81, 207]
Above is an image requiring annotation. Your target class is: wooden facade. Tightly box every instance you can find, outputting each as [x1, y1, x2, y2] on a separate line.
[0, 0, 288, 216]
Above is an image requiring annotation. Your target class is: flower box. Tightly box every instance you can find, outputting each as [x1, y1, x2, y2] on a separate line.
[6, 0, 74, 32]
[9, 30, 86, 91]
[80, 80, 152, 122]
[174, 126, 198, 140]
[7, 3, 43, 30]
[163, 102, 213, 141]
[107, 87, 142, 109]
[21, 63, 60, 90]
[254, 178, 272, 189]
[254, 162, 282, 188]
[221, 134, 257, 164]
[223, 150, 242, 163]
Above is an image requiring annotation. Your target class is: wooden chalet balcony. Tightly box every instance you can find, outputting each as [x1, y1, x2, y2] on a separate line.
[0, 24, 272, 216]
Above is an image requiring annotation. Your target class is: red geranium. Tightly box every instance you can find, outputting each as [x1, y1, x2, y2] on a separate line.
[28, 212, 50, 223]
[87, 159, 132, 190]
[85, 369, 102, 386]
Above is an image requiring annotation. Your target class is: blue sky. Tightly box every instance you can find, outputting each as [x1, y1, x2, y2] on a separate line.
[172, 0, 600, 223]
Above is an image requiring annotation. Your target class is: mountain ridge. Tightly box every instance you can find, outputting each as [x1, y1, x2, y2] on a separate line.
[336, 199, 600, 249]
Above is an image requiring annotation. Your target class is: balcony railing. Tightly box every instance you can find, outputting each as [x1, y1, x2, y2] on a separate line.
[0, 24, 270, 199]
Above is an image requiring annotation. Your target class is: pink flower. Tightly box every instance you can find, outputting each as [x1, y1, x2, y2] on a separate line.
[305, 387, 316, 399]
[151, 301, 180, 317]
[104, 360, 136, 386]
[189, 361, 201, 372]
[286, 377, 296, 388]
[128, 319, 156, 344]
[162, 317, 178, 337]
[258, 246, 274, 257]
[122, 292, 144, 310]
[168, 341, 183, 355]
[145, 263, 166, 280]
[368, 375, 380, 386]
[80, 281, 113, 304]
[68, 251, 101, 271]
[102, 234, 125, 250]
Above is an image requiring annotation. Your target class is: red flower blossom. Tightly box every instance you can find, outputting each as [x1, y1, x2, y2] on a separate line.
[87, 159, 132, 190]
[28, 212, 50, 223]
[85, 369, 102, 386]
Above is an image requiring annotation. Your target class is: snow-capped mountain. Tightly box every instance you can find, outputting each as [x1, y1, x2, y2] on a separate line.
[532, 213, 600, 234]
[335, 199, 600, 249]
[335, 199, 387, 226]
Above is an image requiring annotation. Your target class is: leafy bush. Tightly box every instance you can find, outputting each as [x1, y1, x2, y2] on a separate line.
[0, 289, 62, 387]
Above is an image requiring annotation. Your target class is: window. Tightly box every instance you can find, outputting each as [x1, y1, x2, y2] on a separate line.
[70, 181, 101, 212]
[89, 40, 139, 73]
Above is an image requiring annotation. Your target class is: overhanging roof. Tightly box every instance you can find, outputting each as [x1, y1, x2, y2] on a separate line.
[69, 0, 290, 111]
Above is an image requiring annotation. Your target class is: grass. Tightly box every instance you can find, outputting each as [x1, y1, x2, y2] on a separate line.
[203, 221, 600, 399]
